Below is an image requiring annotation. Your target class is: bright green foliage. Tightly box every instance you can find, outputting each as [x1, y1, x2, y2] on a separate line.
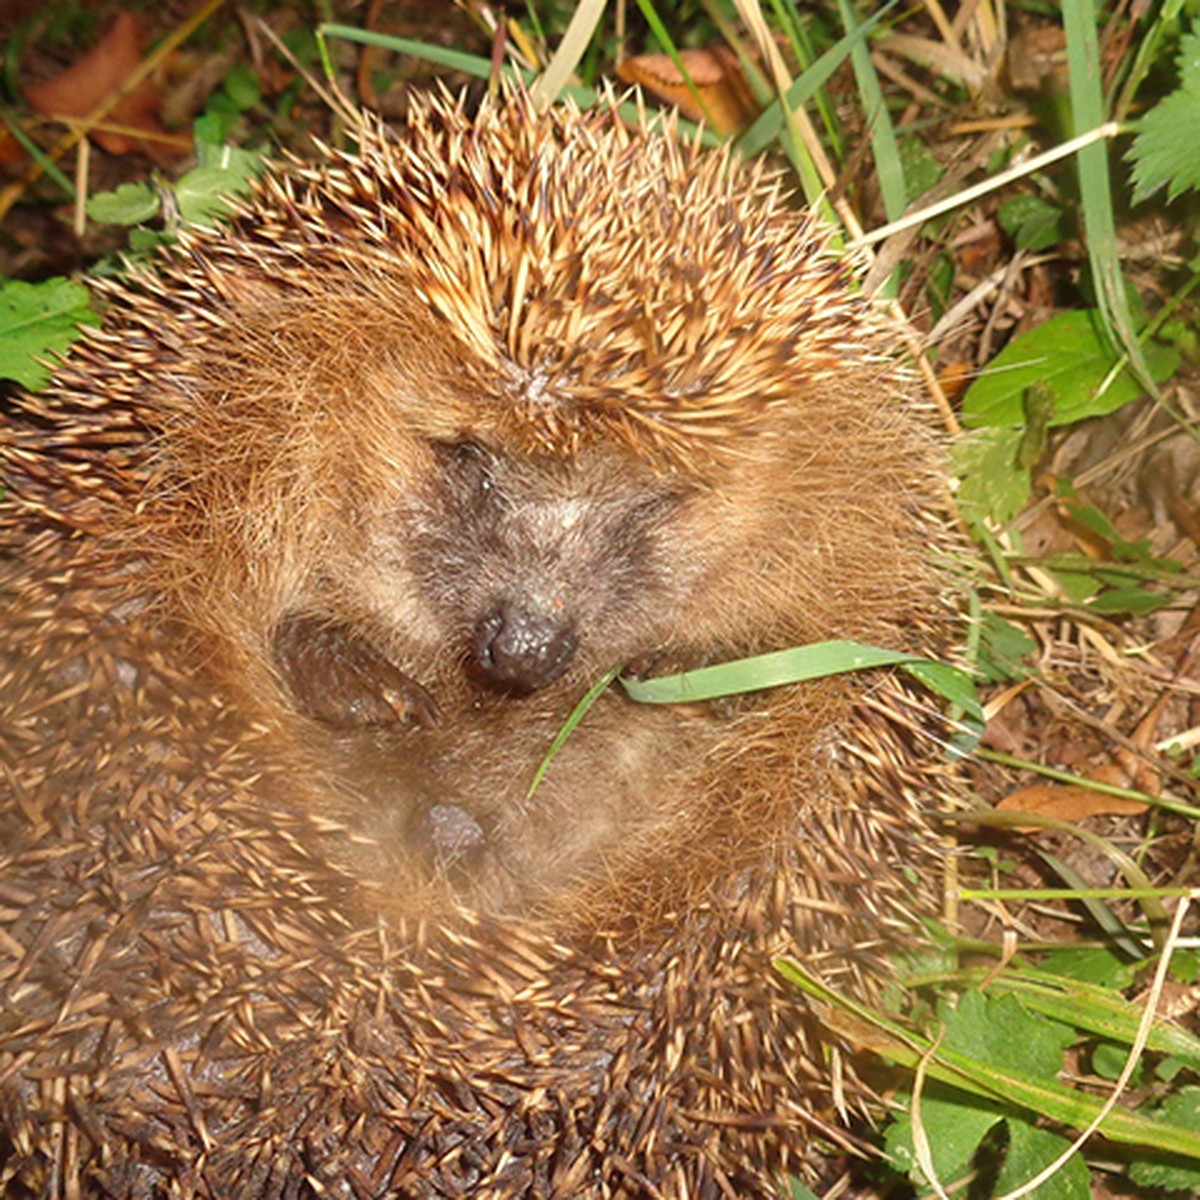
[87, 142, 261, 233]
[1039, 947, 1139, 989]
[1129, 27, 1200, 204]
[0, 278, 98, 389]
[884, 991, 1090, 1199]
[995, 1122, 1092, 1200]
[172, 160, 258, 225]
[86, 181, 161, 226]
[884, 1089, 1007, 1188]
[961, 310, 1178, 430]
[941, 991, 1077, 1077]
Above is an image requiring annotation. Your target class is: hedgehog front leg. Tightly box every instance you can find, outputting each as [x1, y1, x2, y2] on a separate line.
[273, 612, 439, 728]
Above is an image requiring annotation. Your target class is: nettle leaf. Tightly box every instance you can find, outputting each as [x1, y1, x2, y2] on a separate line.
[1129, 28, 1200, 204]
[962, 310, 1178, 429]
[0, 277, 98, 389]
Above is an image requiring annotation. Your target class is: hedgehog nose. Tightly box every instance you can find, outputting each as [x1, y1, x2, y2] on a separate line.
[471, 604, 578, 694]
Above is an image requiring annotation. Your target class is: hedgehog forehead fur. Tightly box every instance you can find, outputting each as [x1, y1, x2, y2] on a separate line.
[221, 88, 877, 462]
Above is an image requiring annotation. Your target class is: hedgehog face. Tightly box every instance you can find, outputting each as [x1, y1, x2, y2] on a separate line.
[359, 434, 700, 694]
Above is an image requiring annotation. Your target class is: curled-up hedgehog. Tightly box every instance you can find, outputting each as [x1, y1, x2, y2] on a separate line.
[0, 86, 957, 1198]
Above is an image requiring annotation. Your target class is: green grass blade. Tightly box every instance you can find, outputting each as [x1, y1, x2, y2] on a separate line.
[1061, 0, 1158, 397]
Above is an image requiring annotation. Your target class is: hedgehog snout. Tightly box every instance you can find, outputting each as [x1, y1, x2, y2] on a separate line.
[470, 602, 579, 694]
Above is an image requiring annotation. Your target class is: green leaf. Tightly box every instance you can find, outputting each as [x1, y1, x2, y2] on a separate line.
[997, 1122, 1091, 1200]
[1054, 479, 1157, 563]
[779, 960, 1200, 1159]
[884, 1090, 1004, 1186]
[949, 426, 1031, 532]
[86, 181, 161, 226]
[527, 665, 622, 797]
[1129, 1088, 1200, 1192]
[620, 641, 982, 726]
[1092, 1041, 1142, 1083]
[1130, 89, 1200, 203]
[221, 63, 262, 112]
[174, 165, 255, 225]
[962, 310, 1175, 429]
[784, 1182, 820, 1200]
[940, 991, 1075, 1079]
[1085, 584, 1173, 615]
[1129, 27, 1200, 204]
[998, 194, 1065, 252]
[974, 612, 1037, 683]
[194, 109, 237, 149]
[0, 278, 98, 389]
[906, 964, 1200, 1072]
[1040, 946, 1138, 989]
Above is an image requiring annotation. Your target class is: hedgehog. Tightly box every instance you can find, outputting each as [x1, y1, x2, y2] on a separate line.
[0, 87, 957, 1198]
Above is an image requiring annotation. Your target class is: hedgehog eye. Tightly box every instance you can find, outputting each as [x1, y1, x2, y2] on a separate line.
[433, 437, 495, 496]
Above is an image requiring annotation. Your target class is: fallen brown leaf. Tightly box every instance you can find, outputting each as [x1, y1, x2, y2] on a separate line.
[996, 781, 1147, 825]
[617, 47, 757, 134]
[24, 11, 172, 158]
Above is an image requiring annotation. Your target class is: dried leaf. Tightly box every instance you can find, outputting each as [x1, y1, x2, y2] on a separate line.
[24, 12, 168, 157]
[617, 47, 757, 134]
[996, 782, 1147, 824]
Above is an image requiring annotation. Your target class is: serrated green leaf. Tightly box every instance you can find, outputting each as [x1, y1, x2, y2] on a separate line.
[1129, 28, 1200, 204]
[940, 991, 1075, 1079]
[963, 310, 1174, 429]
[175, 165, 254, 225]
[86, 181, 161, 226]
[0, 278, 98, 389]
[782, 958, 1200, 1159]
[1130, 90, 1200, 203]
[997, 1122, 1091, 1200]
[906, 966, 1200, 1067]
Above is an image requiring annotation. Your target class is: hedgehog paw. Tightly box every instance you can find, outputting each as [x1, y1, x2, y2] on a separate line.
[273, 613, 438, 729]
